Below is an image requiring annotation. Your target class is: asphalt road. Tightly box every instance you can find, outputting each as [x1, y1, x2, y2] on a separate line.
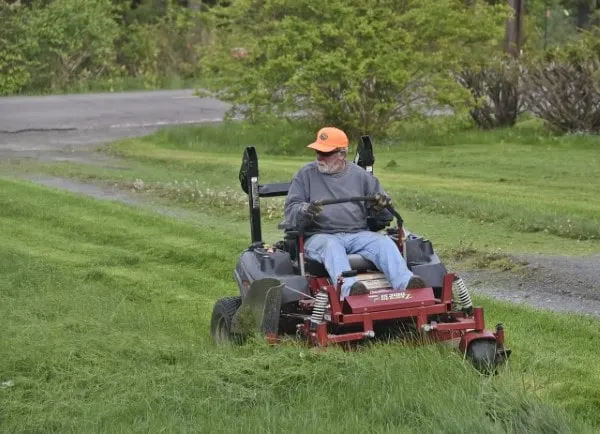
[0, 89, 230, 157]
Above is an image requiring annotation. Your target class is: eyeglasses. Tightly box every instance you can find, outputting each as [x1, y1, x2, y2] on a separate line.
[316, 149, 340, 157]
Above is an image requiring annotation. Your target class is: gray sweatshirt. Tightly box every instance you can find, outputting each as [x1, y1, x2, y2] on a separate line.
[284, 160, 389, 235]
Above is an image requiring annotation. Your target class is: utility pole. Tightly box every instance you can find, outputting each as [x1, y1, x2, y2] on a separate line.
[505, 0, 525, 57]
[544, 3, 549, 50]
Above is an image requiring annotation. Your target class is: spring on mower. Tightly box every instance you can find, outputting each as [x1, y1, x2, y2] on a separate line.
[310, 290, 329, 324]
[453, 276, 473, 315]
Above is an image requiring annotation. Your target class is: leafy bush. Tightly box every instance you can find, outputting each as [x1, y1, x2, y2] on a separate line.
[522, 29, 600, 134]
[118, 1, 210, 88]
[0, 0, 208, 95]
[0, 2, 37, 95]
[201, 0, 508, 138]
[25, 0, 121, 92]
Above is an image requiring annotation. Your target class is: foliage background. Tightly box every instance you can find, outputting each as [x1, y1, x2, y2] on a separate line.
[0, 0, 210, 94]
[1, 0, 600, 133]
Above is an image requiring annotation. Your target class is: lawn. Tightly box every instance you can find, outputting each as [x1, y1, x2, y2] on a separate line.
[113, 118, 600, 242]
[10, 117, 599, 257]
[1, 177, 599, 433]
[2, 118, 600, 432]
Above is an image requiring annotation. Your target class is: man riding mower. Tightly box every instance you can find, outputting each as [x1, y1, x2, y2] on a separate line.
[210, 127, 511, 373]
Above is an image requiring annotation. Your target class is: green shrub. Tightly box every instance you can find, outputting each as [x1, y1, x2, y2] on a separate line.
[0, 0, 209, 95]
[118, 0, 210, 88]
[24, 0, 121, 92]
[0, 2, 37, 95]
[201, 0, 509, 139]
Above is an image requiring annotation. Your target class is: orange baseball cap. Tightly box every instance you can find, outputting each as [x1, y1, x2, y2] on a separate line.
[307, 127, 349, 152]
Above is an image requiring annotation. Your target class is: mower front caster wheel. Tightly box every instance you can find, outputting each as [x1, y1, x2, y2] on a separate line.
[466, 339, 502, 374]
[211, 296, 243, 345]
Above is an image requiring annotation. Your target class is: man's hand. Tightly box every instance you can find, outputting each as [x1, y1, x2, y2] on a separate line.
[372, 193, 392, 211]
[302, 201, 323, 220]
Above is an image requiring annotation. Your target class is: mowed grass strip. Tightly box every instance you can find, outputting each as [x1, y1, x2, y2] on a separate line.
[13, 155, 599, 258]
[1, 178, 598, 432]
[107, 137, 600, 241]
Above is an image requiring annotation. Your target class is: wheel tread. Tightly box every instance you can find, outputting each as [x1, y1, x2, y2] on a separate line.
[210, 296, 242, 344]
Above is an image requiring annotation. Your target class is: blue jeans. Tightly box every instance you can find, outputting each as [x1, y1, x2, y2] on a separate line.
[304, 231, 415, 298]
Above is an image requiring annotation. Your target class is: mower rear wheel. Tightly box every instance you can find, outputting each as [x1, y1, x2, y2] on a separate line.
[211, 296, 243, 345]
[466, 339, 499, 374]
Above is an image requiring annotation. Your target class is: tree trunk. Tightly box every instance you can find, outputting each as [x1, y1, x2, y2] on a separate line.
[505, 0, 524, 57]
[576, 0, 591, 29]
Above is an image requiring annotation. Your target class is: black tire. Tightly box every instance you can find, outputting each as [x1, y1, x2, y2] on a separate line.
[466, 339, 498, 374]
[211, 296, 242, 345]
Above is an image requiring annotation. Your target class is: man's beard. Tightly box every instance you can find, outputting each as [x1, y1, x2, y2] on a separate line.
[317, 159, 345, 174]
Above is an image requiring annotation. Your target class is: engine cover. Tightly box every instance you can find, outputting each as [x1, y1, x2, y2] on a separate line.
[234, 247, 310, 304]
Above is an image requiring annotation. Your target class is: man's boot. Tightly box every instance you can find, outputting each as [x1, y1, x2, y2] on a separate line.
[406, 275, 427, 289]
[349, 281, 369, 296]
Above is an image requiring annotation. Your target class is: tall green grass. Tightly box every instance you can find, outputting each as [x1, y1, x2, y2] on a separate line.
[17, 75, 208, 96]
[148, 118, 318, 155]
[1, 178, 597, 432]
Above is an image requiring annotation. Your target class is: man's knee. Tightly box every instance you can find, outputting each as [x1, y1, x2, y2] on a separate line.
[306, 234, 337, 250]
[355, 231, 403, 259]
[305, 234, 345, 258]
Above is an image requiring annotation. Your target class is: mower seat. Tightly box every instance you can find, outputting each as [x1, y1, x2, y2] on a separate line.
[305, 254, 378, 277]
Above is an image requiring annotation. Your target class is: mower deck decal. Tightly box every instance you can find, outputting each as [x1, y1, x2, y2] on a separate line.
[345, 287, 436, 313]
[368, 291, 413, 302]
